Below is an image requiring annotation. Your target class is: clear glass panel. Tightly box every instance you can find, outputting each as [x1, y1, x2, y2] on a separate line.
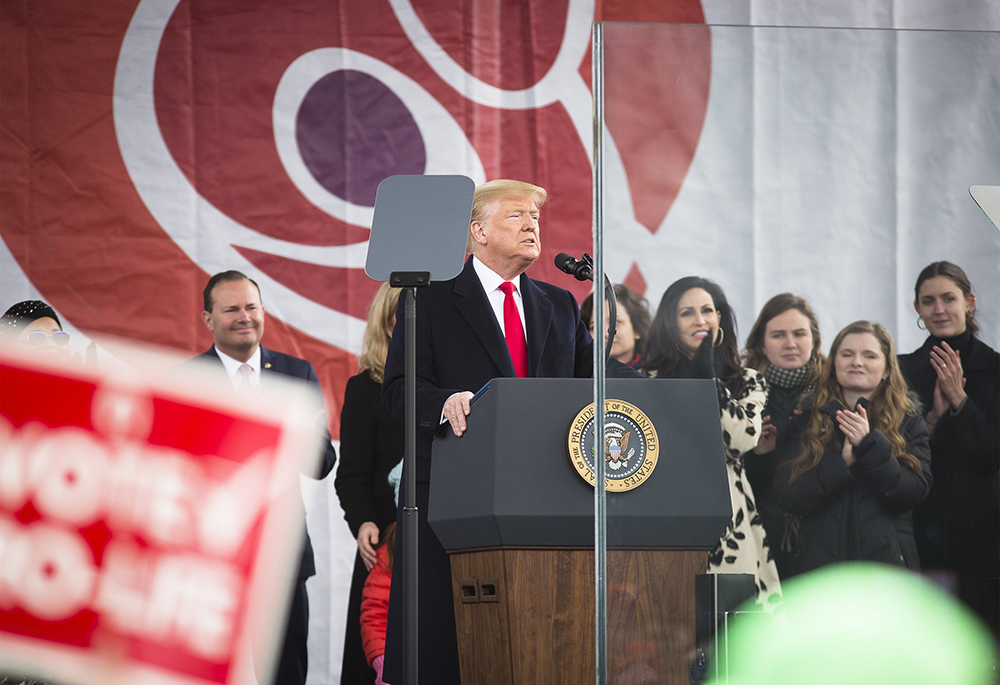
[594, 22, 999, 682]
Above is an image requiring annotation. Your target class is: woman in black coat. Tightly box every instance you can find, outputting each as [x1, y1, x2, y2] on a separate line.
[742, 293, 825, 579]
[334, 283, 404, 684]
[898, 261, 999, 635]
[774, 321, 931, 576]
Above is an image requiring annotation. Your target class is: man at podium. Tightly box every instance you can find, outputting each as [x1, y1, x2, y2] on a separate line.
[381, 179, 640, 684]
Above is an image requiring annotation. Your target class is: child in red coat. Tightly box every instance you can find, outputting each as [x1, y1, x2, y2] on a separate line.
[360, 522, 395, 684]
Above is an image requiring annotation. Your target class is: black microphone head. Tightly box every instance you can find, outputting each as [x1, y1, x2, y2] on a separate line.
[554, 252, 576, 273]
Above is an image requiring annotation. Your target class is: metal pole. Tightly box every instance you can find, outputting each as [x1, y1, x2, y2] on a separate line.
[402, 286, 419, 684]
[591, 20, 608, 685]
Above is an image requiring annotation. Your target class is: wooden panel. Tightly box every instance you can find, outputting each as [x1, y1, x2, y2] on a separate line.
[606, 549, 705, 684]
[504, 549, 596, 685]
[450, 550, 514, 685]
[450, 548, 707, 685]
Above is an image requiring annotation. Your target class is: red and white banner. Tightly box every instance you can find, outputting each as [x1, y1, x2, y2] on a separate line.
[0, 346, 323, 685]
[0, 0, 708, 436]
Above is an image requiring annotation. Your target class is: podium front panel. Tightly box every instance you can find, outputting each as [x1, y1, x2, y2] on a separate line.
[428, 378, 731, 550]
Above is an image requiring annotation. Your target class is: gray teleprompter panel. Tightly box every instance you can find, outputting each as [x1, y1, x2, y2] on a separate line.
[365, 174, 474, 282]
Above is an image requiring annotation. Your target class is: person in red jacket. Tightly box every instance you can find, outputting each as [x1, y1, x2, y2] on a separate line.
[360, 522, 395, 684]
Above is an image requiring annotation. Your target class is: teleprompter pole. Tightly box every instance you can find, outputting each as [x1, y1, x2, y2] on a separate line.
[391, 271, 430, 685]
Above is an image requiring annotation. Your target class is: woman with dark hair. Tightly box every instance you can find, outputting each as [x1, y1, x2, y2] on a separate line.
[580, 283, 652, 367]
[773, 321, 931, 576]
[742, 293, 825, 578]
[898, 261, 999, 634]
[334, 282, 404, 684]
[643, 276, 780, 606]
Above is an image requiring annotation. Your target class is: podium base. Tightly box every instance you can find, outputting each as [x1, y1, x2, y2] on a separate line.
[449, 547, 708, 684]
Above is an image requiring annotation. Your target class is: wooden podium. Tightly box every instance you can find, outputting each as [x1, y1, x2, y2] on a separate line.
[429, 378, 732, 684]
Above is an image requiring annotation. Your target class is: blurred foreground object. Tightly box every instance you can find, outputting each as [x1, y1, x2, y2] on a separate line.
[0, 342, 323, 685]
[708, 562, 997, 685]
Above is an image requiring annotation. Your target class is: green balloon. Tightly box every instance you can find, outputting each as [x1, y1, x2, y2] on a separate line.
[707, 563, 997, 685]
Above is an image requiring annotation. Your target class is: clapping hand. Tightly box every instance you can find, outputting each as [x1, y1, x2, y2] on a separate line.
[930, 342, 967, 410]
[836, 403, 870, 467]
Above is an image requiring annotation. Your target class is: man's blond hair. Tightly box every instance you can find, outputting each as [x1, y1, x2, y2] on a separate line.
[466, 179, 547, 254]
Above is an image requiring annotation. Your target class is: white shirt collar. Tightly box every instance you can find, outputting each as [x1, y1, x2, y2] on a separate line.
[472, 255, 519, 295]
[215, 345, 262, 388]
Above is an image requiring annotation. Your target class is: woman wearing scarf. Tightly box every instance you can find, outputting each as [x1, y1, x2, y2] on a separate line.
[741, 294, 825, 580]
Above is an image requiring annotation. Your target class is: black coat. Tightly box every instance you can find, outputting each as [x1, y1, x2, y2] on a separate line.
[899, 333, 999, 632]
[773, 401, 932, 576]
[335, 369, 403, 538]
[380, 257, 640, 685]
[334, 370, 403, 685]
[743, 381, 813, 579]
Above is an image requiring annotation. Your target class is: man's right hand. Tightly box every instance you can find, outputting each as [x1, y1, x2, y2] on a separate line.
[443, 391, 475, 436]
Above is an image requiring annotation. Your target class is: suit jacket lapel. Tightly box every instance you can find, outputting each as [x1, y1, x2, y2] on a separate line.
[454, 258, 516, 377]
[260, 346, 275, 384]
[520, 274, 552, 378]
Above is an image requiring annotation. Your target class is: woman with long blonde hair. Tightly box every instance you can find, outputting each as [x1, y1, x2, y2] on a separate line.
[773, 321, 931, 577]
[334, 282, 404, 684]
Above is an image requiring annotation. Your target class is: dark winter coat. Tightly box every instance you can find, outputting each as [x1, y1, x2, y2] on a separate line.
[899, 332, 999, 633]
[898, 332, 999, 567]
[773, 400, 932, 576]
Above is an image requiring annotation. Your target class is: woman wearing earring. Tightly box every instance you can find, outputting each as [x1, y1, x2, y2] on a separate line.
[580, 283, 652, 368]
[643, 276, 780, 607]
[899, 262, 999, 634]
[742, 294, 825, 579]
[773, 321, 931, 576]
[335, 283, 405, 684]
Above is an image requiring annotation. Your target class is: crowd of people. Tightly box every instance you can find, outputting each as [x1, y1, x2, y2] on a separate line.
[338, 180, 995, 684]
[3, 179, 996, 685]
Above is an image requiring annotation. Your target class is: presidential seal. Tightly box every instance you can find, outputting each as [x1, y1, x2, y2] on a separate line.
[567, 399, 659, 492]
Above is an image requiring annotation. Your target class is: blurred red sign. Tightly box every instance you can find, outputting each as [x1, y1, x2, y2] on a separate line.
[0, 347, 321, 685]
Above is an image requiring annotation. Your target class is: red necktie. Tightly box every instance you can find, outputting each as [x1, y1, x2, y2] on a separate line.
[499, 281, 528, 378]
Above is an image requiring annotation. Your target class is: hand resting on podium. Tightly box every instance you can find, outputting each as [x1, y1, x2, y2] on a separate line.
[441, 390, 475, 436]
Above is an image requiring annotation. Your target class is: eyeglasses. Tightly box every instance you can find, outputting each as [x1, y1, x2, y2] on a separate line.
[25, 331, 71, 346]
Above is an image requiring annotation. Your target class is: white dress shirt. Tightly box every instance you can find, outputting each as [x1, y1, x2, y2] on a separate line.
[472, 256, 526, 338]
[214, 345, 262, 392]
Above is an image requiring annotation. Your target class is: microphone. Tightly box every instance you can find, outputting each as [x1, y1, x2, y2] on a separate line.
[555, 252, 593, 282]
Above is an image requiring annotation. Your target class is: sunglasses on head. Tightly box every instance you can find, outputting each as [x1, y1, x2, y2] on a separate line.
[26, 331, 71, 346]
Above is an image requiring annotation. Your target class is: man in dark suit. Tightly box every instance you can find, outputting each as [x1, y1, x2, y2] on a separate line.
[194, 270, 336, 685]
[381, 180, 641, 684]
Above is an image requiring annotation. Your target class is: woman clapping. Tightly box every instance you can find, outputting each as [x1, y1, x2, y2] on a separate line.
[899, 262, 999, 634]
[774, 321, 931, 576]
